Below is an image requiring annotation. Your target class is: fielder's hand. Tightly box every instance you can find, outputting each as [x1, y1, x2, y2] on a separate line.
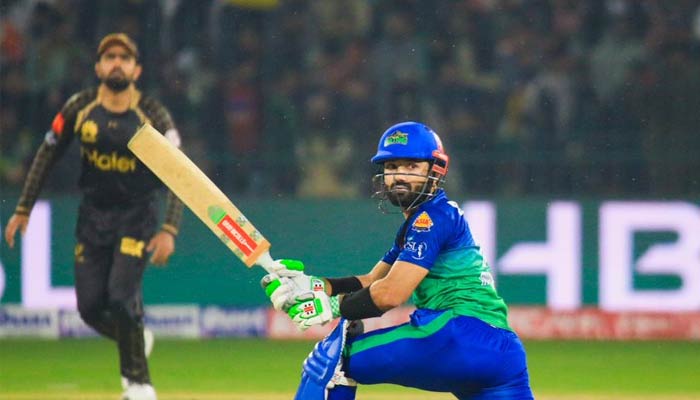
[147, 230, 175, 266]
[287, 292, 340, 331]
[4, 213, 29, 249]
[261, 259, 328, 311]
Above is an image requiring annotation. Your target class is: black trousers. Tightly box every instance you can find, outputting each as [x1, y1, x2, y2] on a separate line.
[74, 198, 157, 384]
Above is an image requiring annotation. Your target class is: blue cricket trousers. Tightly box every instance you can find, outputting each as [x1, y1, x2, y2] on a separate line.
[344, 309, 534, 399]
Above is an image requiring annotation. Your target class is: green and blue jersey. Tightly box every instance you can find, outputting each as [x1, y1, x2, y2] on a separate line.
[381, 190, 511, 330]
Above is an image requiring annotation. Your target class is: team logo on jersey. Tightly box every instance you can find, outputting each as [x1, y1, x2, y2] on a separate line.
[404, 241, 427, 260]
[384, 130, 408, 146]
[411, 211, 433, 231]
[80, 120, 99, 143]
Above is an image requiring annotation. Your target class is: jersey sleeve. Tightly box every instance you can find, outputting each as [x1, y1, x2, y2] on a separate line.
[139, 95, 180, 147]
[15, 89, 97, 214]
[381, 242, 401, 265]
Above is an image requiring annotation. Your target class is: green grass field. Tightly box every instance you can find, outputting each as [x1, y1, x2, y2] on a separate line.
[1, 338, 699, 400]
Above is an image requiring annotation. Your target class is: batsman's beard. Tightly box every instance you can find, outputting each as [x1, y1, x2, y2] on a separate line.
[387, 184, 421, 207]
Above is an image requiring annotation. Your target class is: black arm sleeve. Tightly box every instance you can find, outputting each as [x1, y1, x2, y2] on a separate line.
[326, 276, 363, 296]
[339, 287, 385, 320]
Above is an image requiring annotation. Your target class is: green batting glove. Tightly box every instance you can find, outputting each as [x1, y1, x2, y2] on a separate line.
[260, 259, 327, 312]
[278, 259, 327, 292]
[267, 258, 305, 277]
[287, 292, 340, 331]
[268, 259, 327, 293]
[261, 274, 312, 311]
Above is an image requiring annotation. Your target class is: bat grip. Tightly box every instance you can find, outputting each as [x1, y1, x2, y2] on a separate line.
[254, 251, 278, 274]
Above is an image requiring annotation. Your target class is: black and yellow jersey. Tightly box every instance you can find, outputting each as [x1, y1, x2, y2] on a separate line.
[16, 86, 183, 235]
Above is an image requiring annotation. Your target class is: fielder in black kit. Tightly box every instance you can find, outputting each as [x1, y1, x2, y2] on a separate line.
[4, 33, 182, 400]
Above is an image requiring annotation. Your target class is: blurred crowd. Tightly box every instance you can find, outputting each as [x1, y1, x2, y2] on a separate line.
[1, 0, 700, 199]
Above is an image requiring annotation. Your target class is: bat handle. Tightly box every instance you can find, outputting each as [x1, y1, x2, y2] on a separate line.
[254, 251, 278, 274]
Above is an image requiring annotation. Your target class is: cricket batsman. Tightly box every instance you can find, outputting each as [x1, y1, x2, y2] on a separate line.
[263, 121, 535, 399]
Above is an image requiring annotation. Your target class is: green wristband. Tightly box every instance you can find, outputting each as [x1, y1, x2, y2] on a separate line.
[330, 296, 340, 318]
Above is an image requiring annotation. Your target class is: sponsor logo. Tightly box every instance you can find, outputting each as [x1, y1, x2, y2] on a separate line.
[144, 306, 200, 338]
[146, 314, 195, 327]
[200, 307, 266, 337]
[311, 278, 325, 292]
[120, 237, 145, 258]
[0, 308, 52, 327]
[217, 214, 257, 256]
[81, 147, 137, 172]
[404, 241, 427, 260]
[80, 120, 99, 143]
[480, 270, 495, 287]
[384, 130, 408, 146]
[0, 307, 58, 338]
[302, 300, 316, 316]
[412, 211, 433, 231]
[59, 309, 99, 337]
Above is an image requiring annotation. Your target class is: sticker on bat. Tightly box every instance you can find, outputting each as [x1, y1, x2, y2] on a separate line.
[208, 205, 258, 256]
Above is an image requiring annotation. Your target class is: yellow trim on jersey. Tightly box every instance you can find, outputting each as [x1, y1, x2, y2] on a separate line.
[74, 94, 102, 134]
[75, 87, 151, 131]
[131, 89, 153, 126]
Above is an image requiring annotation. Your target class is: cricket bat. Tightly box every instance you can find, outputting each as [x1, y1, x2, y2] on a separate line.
[128, 123, 277, 272]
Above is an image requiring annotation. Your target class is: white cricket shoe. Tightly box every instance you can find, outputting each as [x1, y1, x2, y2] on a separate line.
[122, 383, 157, 400]
[121, 328, 155, 389]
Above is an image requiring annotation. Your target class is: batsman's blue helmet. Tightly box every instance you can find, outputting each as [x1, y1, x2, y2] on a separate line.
[371, 121, 449, 176]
